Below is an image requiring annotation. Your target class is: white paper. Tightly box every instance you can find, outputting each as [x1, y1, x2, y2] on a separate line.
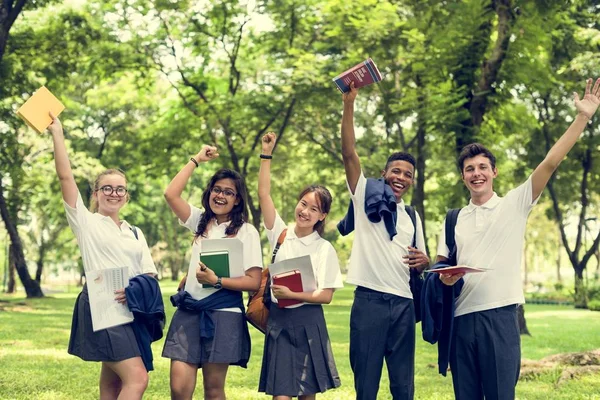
[185, 238, 245, 300]
[87, 267, 133, 332]
[269, 255, 317, 304]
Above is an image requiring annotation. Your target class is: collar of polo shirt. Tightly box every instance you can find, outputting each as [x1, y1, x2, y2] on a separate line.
[463, 192, 501, 214]
[287, 227, 321, 246]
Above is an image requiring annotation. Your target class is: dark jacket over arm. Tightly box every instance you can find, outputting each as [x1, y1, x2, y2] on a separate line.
[125, 275, 166, 372]
[421, 263, 463, 376]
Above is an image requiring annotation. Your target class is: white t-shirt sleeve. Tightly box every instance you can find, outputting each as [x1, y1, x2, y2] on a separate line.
[242, 224, 264, 271]
[63, 192, 91, 239]
[509, 176, 538, 215]
[314, 241, 344, 290]
[136, 228, 158, 275]
[415, 211, 426, 253]
[348, 171, 367, 205]
[436, 218, 450, 258]
[265, 211, 287, 251]
[179, 204, 203, 233]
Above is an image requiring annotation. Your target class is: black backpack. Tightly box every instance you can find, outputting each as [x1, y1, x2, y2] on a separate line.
[444, 209, 461, 266]
[405, 205, 424, 323]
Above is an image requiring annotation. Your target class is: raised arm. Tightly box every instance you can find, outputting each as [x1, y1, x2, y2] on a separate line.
[164, 145, 219, 222]
[531, 78, 600, 200]
[48, 113, 78, 208]
[258, 132, 277, 230]
[341, 82, 362, 194]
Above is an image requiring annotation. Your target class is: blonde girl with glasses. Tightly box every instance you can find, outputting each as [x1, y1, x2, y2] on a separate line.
[48, 114, 159, 400]
[162, 145, 263, 400]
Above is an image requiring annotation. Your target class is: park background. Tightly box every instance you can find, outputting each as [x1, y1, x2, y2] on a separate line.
[0, 0, 599, 398]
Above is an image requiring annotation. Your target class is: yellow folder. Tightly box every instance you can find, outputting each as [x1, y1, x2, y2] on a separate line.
[16, 86, 65, 133]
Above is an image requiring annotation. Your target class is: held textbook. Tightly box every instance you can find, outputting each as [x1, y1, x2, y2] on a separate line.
[427, 265, 489, 274]
[86, 266, 134, 332]
[332, 58, 383, 93]
[16, 86, 65, 133]
[200, 250, 230, 288]
[272, 270, 303, 308]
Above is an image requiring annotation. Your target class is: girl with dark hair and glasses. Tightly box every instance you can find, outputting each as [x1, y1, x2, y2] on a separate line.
[162, 145, 263, 400]
[257, 132, 343, 400]
[48, 114, 158, 400]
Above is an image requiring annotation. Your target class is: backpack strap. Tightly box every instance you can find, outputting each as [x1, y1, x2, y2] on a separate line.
[130, 226, 139, 240]
[404, 205, 417, 248]
[271, 229, 288, 264]
[263, 228, 288, 306]
[445, 208, 461, 265]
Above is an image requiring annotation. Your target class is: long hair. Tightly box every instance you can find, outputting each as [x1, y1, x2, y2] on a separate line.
[90, 169, 127, 213]
[297, 185, 332, 236]
[195, 169, 250, 239]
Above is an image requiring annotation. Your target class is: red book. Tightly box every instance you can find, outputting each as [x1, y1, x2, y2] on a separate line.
[427, 265, 489, 274]
[272, 270, 303, 308]
[332, 58, 383, 93]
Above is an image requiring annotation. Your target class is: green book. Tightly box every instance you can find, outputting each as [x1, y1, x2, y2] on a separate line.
[200, 250, 230, 288]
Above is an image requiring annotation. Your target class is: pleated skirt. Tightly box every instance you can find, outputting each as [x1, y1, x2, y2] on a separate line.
[259, 303, 341, 396]
[162, 308, 250, 368]
[68, 284, 141, 362]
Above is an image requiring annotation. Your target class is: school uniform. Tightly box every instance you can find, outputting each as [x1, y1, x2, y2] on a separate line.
[258, 211, 343, 397]
[162, 204, 263, 367]
[437, 177, 539, 400]
[65, 193, 158, 362]
[346, 172, 426, 400]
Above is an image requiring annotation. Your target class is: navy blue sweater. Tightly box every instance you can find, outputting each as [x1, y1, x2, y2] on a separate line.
[337, 177, 397, 240]
[170, 289, 246, 339]
[421, 263, 464, 376]
[125, 275, 165, 372]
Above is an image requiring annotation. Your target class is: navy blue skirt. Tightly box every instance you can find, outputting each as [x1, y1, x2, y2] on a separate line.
[259, 303, 341, 396]
[162, 308, 251, 368]
[68, 284, 141, 362]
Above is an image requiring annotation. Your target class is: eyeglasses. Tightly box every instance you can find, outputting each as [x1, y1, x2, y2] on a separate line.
[97, 185, 128, 197]
[211, 186, 237, 198]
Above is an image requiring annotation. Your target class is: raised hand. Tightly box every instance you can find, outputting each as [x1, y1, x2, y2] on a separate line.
[342, 81, 358, 104]
[195, 145, 219, 163]
[261, 132, 277, 155]
[574, 78, 600, 119]
[47, 112, 63, 136]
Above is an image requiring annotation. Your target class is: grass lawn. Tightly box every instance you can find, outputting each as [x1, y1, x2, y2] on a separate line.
[1, 282, 599, 399]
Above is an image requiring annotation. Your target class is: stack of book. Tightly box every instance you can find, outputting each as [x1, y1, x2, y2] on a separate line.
[16, 86, 65, 133]
[332, 58, 383, 93]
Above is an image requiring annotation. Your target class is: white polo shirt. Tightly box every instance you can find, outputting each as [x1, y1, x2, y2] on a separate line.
[437, 176, 538, 317]
[346, 173, 426, 298]
[266, 211, 344, 307]
[64, 193, 157, 279]
[181, 204, 263, 312]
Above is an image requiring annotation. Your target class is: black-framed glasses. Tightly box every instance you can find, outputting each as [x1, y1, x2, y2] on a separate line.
[211, 186, 237, 198]
[97, 185, 128, 197]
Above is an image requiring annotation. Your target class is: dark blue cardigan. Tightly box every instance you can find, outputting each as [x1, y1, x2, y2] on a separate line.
[337, 177, 397, 240]
[125, 275, 166, 372]
[170, 288, 246, 339]
[421, 263, 464, 376]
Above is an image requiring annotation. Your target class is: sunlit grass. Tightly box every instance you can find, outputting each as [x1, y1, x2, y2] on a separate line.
[1, 283, 599, 399]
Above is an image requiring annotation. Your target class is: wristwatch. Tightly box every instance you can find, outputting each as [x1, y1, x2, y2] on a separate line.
[213, 277, 223, 290]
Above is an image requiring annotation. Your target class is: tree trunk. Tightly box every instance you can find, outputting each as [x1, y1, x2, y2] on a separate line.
[0, 0, 28, 63]
[7, 245, 15, 293]
[574, 269, 587, 309]
[517, 305, 530, 336]
[412, 74, 429, 256]
[557, 237, 562, 282]
[0, 180, 44, 297]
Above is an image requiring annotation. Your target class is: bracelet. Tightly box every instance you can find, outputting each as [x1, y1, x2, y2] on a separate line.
[190, 157, 199, 167]
[260, 154, 273, 159]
